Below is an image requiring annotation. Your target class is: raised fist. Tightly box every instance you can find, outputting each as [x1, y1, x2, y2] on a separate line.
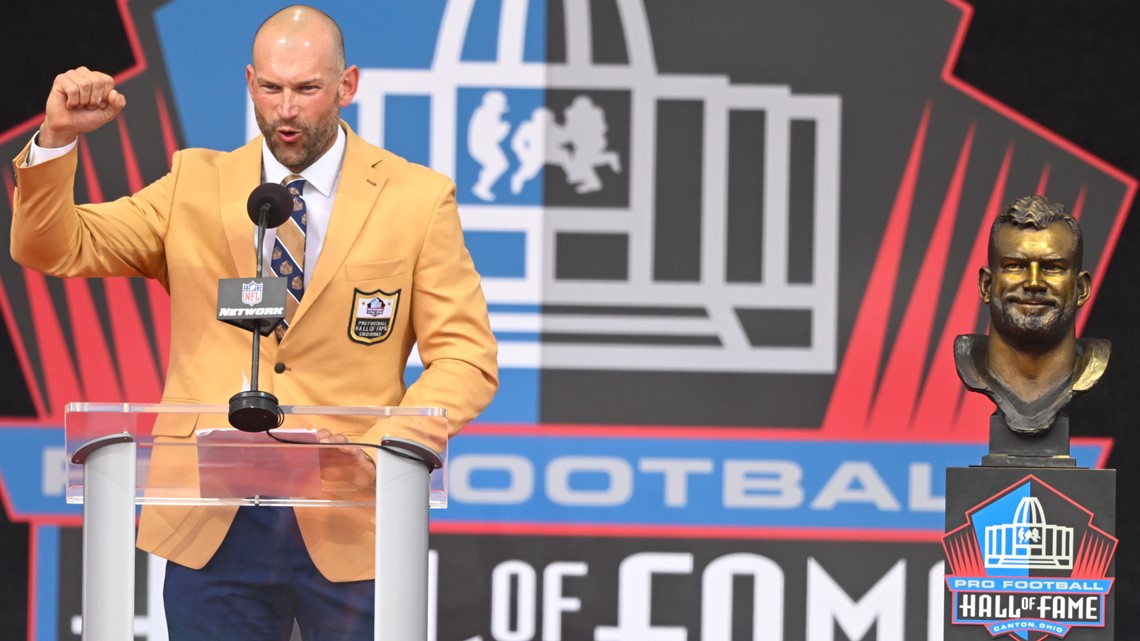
[39, 66, 127, 148]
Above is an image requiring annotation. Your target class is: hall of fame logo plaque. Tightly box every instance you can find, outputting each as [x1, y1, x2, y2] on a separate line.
[943, 476, 1116, 640]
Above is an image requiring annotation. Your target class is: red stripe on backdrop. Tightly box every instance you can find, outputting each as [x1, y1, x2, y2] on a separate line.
[110, 107, 164, 398]
[148, 88, 176, 373]
[914, 146, 1012, 438]
[78, 139, 104, 204]
[26, 523, 40, 641]
[155, 86, 180, 168]
[1070, 184, 1087, 222]
[1035, 164, 1050, 196]
[116, 0, 147, 77]
[953, 368, 997, 433]
[2, 167, 48, 417]
[117, 116, 145, 193]
[104, 278, 162, 401]
[948, 150, 1026, 434]
[23, 272, 80, 421]
[146, 281, 171, 374]
[64, 279, 124, 402]
[822, 103, 931, 435]
[869, 124, 975, 436]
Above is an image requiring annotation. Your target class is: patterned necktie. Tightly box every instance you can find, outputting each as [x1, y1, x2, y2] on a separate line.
[271, 175, 307, 341]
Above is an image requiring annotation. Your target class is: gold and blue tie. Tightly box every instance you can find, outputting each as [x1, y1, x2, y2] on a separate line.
[271, 175, 306, 341]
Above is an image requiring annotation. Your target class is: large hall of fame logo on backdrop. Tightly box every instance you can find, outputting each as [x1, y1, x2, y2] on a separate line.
[294, 0, 1136, 439]
[326, 0, 843, 374]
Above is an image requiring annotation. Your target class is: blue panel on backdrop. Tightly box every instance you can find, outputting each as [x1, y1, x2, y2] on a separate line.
[405, 367, 539, 424]
[466, 231, 527, 278]
[523, 0, 547, 62]
[345, 1, 447, 69]
[455, 87, 546, 205]
[153, 1, 271, 150]
[461, 0, 503, 61]
[384, 95, 431, 166]
[0, 427, 80, 517]
[34, 526, 59, 641]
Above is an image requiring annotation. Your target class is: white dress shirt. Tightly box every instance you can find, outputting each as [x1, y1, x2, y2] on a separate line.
[257, 125, 346, 286]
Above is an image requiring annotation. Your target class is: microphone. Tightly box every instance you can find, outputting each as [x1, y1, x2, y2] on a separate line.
[216, 182, 296, 432]
[247, 182, 295, 228]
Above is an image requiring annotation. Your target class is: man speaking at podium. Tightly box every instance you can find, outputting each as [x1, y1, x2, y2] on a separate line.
[9, 5, 498, 639]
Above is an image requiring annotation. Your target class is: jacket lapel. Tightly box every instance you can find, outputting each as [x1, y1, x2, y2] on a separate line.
[288, 129, 388, 331]
[218, 138, 265, 278]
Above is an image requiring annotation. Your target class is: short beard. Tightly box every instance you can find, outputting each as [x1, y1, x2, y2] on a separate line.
[256, 98, 341, 172]
[989, 295, 1077, 353]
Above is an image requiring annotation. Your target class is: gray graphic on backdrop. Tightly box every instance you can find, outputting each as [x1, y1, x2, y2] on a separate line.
[349, 0, 843, 374]
[510, 106, 563, 194]
[507, 97, 622, 195]
[470, 93, 623, 199]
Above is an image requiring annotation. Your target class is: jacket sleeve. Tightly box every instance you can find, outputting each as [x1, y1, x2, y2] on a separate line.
[369, 179, 498, 450]
[10, 142, 176, 286]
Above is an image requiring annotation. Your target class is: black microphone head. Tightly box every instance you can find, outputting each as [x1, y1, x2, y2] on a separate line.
[247, 182, 295, 228]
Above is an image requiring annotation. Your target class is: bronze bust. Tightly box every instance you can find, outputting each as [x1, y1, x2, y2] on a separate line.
[955, 195, 1110, 435]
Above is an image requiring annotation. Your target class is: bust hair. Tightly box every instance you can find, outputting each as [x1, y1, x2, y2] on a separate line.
[989, 195, 1083, 269]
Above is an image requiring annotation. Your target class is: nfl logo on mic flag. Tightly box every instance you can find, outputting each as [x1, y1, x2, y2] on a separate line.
[241, 281, 263, 306]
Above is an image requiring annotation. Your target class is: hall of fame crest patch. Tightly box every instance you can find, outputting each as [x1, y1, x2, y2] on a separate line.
[348, 288, 400, 345]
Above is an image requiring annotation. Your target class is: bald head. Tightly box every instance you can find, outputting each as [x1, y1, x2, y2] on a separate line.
[246, 4, 358, 172]
[253, 5, 345, 73]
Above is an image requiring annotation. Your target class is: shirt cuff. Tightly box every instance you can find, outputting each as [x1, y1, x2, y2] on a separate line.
[24, 132, 77, 167]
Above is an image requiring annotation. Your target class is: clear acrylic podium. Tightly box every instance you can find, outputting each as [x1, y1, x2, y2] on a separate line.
[65, 402, 449, 641]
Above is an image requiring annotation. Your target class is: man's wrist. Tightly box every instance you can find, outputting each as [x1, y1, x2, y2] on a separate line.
[26, 130, 78, 168]
[35, 128, 77, 150]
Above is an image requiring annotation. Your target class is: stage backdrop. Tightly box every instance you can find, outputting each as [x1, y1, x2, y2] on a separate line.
[0, 1, 1134, 640]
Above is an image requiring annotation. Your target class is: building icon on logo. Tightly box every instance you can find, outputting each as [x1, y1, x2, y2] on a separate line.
[313, 0, 842, 374]
[984, 497, 1074, 570]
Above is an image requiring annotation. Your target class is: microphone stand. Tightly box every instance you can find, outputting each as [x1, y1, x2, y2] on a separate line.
[228, 203, 282, 431]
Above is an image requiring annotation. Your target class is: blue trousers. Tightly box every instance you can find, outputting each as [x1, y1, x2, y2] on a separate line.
[163, 506, 375, 641]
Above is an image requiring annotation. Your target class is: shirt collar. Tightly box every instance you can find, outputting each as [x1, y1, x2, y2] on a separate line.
[260, 124, 346, 198]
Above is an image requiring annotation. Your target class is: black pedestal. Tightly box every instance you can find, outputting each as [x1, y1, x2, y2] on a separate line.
[983, 414, 1076, 467]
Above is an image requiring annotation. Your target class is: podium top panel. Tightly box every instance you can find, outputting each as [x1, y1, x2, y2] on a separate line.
[64, 403, 449, 508]
[65, 402, 447, 418]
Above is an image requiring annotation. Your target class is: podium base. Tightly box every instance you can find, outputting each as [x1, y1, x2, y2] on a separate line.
[228, 390, 282, 432]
